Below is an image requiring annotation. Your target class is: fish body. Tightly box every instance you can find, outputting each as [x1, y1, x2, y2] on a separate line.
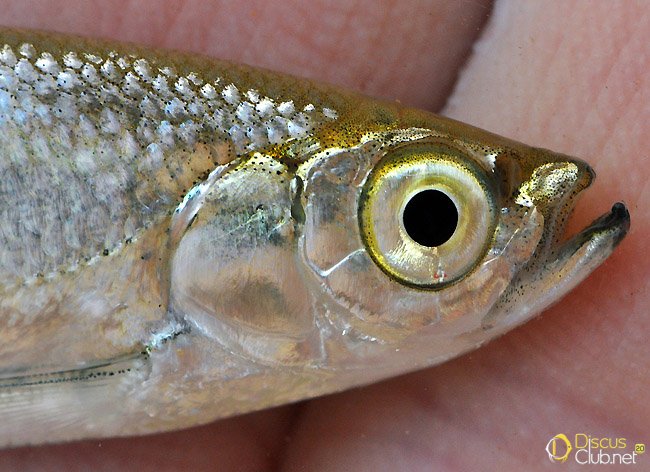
[0, 28, 629, 447]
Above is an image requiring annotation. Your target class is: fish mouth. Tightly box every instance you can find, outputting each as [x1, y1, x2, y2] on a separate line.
[520, 158, 630, 261]
[515, 199, 630, 320]
[543, 158, 630, 268]
[565, 201, 630, 253]
[482, 159, 631, 331]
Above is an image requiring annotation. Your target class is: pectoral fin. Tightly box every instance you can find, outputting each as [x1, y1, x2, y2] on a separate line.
[0, 351, 151, 447]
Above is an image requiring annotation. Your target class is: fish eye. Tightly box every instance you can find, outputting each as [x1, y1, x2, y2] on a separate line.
[359, 142, 497, 288]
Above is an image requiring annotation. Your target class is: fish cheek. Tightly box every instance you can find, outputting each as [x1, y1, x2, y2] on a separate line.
[169, 167, 320, 365]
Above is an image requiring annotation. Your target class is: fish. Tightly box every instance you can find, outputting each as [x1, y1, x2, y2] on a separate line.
[0, 27, 629, 447]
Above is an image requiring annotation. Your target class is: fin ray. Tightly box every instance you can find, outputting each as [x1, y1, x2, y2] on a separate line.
[0, 352, 150, 447]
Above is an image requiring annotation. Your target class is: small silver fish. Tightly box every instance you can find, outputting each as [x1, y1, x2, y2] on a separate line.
[0, 28, 629, 447]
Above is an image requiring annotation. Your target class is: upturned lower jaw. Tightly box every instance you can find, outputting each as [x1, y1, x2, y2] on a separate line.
[485, 200, 630, 332]
[573, 201, 631, 249]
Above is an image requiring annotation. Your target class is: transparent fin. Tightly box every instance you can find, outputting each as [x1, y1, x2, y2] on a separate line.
[0, 352, 151, 447]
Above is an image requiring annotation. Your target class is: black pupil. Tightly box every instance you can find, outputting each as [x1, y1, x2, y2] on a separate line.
[402, 190, 458, 247]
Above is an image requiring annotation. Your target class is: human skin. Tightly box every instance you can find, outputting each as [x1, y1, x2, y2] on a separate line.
[0, 1, 647, 470]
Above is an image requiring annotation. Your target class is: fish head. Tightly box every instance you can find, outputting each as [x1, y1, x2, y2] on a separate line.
[170, 110, 629, 371]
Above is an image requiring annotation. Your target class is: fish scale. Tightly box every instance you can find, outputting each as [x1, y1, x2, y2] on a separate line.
[0, 35, 336, 284]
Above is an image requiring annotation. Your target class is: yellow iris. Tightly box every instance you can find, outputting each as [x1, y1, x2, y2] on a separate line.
[359, 141, 498, 288]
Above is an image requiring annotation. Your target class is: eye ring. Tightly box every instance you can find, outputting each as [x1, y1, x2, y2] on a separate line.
[359, 141, 497, 289]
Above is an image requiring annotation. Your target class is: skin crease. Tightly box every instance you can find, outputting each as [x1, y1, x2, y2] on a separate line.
[0, 0, 647, 470]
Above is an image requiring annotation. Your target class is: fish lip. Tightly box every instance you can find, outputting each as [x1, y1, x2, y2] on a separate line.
[571, 201, 631, 251]
[599, 201, 631, 245]
[584, 162, 597, 188]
